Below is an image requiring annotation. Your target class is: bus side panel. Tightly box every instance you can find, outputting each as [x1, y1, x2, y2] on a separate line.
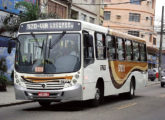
[82, 60, 112, 100]
[134, 71, 148, 89]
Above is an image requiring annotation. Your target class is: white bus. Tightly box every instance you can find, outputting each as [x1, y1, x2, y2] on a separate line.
[8, 19, 148, 107]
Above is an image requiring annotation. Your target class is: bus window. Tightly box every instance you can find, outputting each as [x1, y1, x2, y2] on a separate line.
[106, 35, 116, 60]
[125, 40, 133, 60]
[140, 43, 147, 61]
[116, 37, 125, 60]
[95, 32, 106, 59]
[133, 42, 140, 61]
[83, 32, 94, 66]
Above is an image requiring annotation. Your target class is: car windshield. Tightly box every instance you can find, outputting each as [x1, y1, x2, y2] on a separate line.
[15, 33, 81, 74]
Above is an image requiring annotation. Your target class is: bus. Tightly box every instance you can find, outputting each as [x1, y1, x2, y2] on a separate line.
[8, 19, 148, 107]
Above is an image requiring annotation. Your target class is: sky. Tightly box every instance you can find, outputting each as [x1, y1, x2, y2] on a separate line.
[155, 0, 165, 26]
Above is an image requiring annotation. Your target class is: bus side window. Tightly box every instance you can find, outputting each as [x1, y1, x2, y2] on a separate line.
[83, 32, 94, 67]
[106, 35, 116, 60]
[125, 39, 133, 61]
[95, 32, 106, 59]
[140, 43, 147, 61]
[116, 37, 125, 60]
[133, 42, 140, 61]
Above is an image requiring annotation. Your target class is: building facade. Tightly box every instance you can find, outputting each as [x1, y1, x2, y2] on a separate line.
[40, 0, 104, 25]
[103, 0, 157, 47]
[40, 0, 71, 19]
[103, 0, 158, 68]
[71, 0, 104, 25]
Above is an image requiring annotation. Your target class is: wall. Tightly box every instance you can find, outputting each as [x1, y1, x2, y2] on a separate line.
[103, 0, 157, 47]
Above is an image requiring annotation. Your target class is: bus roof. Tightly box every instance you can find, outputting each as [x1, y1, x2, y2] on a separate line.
[108, 29, 146, 43]
[20, 19, 146, 43]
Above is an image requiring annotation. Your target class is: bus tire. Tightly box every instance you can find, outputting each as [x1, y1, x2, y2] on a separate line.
[126, 80, 135, 99]
[91, 81, 104, 107]
[161, 82, 164, 87]
[38, 101, 51, 107]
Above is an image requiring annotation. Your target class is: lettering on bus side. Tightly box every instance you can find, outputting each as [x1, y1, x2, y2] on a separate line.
[100, 65, 106, 71]
[118, 64, 125, 72]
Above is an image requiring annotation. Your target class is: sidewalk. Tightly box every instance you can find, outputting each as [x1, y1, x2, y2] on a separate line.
[0, 80, 161, 107]
[0, 86, 32, 107]
[146, 78, 160, 86]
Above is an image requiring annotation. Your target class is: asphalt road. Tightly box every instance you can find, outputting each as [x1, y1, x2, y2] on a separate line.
[1, 84, 165, 120]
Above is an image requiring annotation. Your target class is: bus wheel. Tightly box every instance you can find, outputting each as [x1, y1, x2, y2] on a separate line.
[38, 101, 51, 107]
[91, 83, 104, 107]
[161, 82, 164, 87]
[126, 81, 135, 99]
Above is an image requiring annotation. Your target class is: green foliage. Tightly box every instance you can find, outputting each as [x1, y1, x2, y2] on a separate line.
[0, 1, 40, 34]
[0, 75, 7, 84]
[0, 57, 7, 74]
[15, 1, 40, 22]
[0, 1, 59, 34]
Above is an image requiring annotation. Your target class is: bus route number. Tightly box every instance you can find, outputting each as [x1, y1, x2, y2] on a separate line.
[118, 64, 125, 72]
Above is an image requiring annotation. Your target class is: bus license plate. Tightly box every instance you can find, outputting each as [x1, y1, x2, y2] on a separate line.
[38, 92, 50, 97]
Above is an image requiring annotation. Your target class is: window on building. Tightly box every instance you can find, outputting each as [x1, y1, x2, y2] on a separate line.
[128, 31, 140, 37]
[81, 13, 87, 21]
[48, 1, 67, 19]
[116, 37, 125, 60]
[130, 0, 141, 5]
[125, 40, 133, 60]
[91, 0, 95, 4]
[149, 34, 152, 42]
[150, 17, 153, 25]
[129, 13, 141, 22]
[89, 17, 95, 23]
[106, 35, 116, 60]
[104, 11, 111, 20]
[153, 37, 156, 45]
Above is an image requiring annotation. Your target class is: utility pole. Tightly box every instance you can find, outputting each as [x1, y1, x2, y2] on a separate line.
[68, 0, 72, 19]
[159, 6, 164, 81]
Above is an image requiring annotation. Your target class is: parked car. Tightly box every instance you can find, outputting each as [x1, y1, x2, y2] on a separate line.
[160, 69, 165, 87]
[161, 76, 165, 87]
[161, 69, 165, 77]
[148, 68, 158, 81]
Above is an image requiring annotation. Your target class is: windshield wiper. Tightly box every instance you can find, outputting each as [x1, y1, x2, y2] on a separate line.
[30, 32, 41, 48]
[49, 31, 66, 49]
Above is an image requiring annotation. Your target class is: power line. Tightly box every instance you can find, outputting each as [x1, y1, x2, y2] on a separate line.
[73, 0, 147, 6]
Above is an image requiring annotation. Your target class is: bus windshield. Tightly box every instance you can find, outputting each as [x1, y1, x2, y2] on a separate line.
[15, 33, 81, 74]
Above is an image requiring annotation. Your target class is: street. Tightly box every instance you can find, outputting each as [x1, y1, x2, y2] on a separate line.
[0, 84, 165, 120]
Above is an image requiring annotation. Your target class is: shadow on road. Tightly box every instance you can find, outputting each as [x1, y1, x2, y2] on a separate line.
[23, 95, 142, 112]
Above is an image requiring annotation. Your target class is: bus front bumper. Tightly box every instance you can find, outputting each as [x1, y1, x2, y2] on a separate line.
[14, 84, 82, 102]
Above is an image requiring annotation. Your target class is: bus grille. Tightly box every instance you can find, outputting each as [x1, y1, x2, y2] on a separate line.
[25, 82, 64, 90]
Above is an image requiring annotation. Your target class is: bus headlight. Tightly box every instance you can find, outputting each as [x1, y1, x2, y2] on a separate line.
[75, 74, 79, 79]
[14, 74, 26, 87]
[64, 83, 72, 88]
[72, 79, 77, 84]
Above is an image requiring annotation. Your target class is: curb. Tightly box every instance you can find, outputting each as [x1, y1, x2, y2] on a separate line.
[146, 81, 160, 86]
[0, 101, 34, 108]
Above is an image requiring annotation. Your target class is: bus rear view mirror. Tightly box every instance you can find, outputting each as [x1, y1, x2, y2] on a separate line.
[8, 41, 13, 54]
[8, 39, 17, 54]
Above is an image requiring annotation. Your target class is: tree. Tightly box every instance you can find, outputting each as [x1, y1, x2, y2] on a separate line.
[0, 57, 7, 75]
[0, 1, 59, 35]
[0, 57, 8, 91]
[0, 1, 40, 34]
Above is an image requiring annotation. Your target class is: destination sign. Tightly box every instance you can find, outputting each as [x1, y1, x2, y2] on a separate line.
[19, 21, 81, 32]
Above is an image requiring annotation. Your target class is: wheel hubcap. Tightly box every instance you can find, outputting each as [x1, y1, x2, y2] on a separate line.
[95, 88, 100, 100]
[130, 85, 134, 95]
